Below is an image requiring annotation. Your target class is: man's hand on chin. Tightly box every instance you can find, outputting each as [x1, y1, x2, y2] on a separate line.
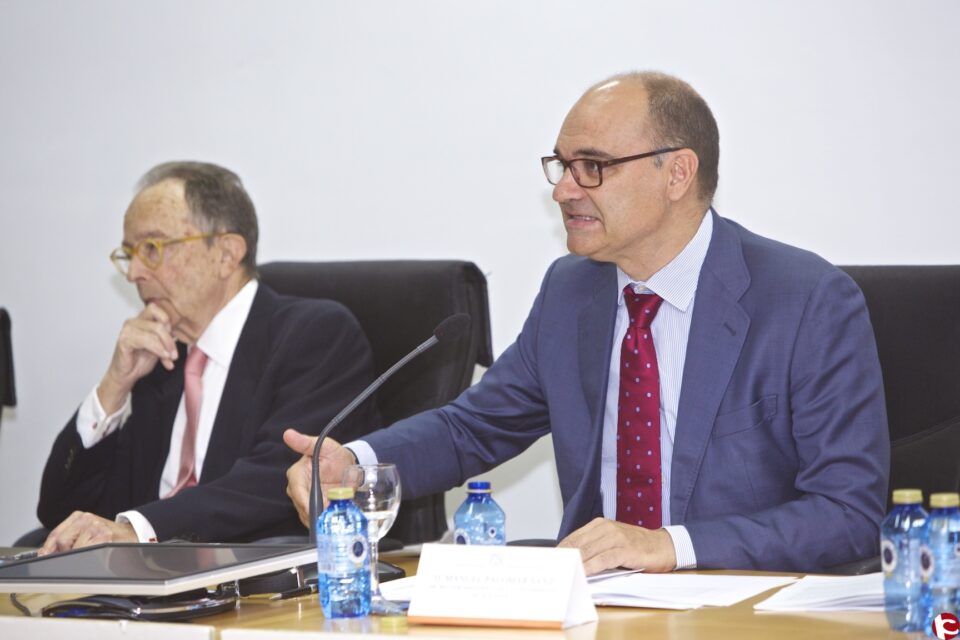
[39, 511, 138, 555]
[557, 518, 677, 575]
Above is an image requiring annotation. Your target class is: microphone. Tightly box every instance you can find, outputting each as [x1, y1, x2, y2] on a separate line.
[308, 312, 472, 543]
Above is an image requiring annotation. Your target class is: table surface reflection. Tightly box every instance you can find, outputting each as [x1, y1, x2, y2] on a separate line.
[0, 548, 916, 639]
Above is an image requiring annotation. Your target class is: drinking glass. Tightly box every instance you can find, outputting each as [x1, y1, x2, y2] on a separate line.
[341, 463, 402, 614]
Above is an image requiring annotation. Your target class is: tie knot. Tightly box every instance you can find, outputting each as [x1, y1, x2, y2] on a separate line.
[185, 346, 208, 377]
[623, 286, 663, 329]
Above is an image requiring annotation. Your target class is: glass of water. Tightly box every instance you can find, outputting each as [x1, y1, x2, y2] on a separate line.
[341, 463, 402, 614]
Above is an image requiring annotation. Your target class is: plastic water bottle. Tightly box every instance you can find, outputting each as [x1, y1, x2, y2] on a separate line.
[882, 488, 929, 631]
[925, 492, 960, 629]
[316, 487, 371, 618]
[453, 481, 506, 545]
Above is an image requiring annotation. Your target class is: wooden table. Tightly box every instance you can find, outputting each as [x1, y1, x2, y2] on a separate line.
[0, 550, 916, 639]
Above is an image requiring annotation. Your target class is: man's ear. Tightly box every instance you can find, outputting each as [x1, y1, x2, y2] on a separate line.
[217, 233, 248, 278]
[666, 149, 699, 202]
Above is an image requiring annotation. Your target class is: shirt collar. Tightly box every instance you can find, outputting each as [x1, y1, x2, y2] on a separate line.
[194, 279, 259, 369]
[616, 209, 713, 313]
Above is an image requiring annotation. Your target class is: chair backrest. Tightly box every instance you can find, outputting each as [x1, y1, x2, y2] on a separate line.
[0, 308, 15, 428]
[839, 266, 960, 507]
[259, 260, 493, 542]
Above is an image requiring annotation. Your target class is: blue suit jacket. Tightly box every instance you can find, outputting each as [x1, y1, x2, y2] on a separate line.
[366, 213, 890, 571]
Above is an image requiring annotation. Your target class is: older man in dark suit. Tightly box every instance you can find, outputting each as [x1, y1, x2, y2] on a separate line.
[37, 161, 376, 552]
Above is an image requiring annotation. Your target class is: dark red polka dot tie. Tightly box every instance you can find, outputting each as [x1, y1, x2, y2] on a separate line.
[616, 286, 664, 529]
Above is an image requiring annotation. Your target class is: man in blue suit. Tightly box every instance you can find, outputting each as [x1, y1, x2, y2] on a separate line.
[285, 71, 889, 573]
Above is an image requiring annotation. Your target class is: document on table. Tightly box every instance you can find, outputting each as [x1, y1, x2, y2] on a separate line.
[383, 572, 797, 610]
[380, 575, 417, 602]
[587, 572, 797, 609]
[753, 572, 884, 612]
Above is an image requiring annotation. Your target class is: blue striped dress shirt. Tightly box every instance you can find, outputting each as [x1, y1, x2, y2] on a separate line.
[601, 211, 712, 569]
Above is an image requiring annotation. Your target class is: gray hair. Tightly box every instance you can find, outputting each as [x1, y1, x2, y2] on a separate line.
[136, 161, 259, 276]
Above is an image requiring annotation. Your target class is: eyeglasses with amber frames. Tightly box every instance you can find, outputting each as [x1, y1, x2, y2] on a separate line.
[110, 233, 226, 276]
[541, 147, 683, 188]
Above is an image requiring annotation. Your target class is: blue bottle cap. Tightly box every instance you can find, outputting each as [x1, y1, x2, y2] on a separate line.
[467, 481, 491, 492]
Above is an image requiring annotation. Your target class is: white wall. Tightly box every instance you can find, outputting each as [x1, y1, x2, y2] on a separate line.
[1, 0, 957, 545]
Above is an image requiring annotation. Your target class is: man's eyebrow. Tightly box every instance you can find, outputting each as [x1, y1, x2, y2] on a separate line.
[552, 146, 615, 160]
[122, 230, 171, 246]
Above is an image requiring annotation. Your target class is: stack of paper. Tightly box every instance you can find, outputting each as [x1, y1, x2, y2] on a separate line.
[753, 573, 884, 612]
[588, 573, 797, 609]
[380, 575, 417, 603]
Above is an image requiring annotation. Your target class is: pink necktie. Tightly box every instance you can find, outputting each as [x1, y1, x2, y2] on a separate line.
[166, 346, 207, 498]
[616, 287, 664, 529]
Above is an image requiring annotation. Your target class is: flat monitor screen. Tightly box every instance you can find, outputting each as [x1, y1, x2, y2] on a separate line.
[0, 543, 317, 595]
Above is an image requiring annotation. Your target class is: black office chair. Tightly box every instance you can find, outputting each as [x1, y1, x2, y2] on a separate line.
[259, 260, 494, 543]
[828, 266, 960, 574]
[840, 266, 960, 501]
[0, 308, 15, 430]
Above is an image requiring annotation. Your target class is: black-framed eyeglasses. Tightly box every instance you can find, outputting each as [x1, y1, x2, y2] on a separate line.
[541, 147, 683, 188]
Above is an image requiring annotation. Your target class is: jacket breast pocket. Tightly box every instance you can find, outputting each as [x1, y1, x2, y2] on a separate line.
[712, 395, 778, 438]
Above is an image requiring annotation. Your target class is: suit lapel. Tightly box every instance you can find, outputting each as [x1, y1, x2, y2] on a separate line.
[671, 214, 751, 523]
[137, 343, 187, 502]
[202, 285, 274, 480]
[575, 263, 618, 522]
[577, 264, 618, 435]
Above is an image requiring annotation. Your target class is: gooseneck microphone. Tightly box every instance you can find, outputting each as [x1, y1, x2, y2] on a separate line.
[308, 313, 472, 543]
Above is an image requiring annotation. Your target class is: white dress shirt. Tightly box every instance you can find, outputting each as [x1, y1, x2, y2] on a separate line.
[601, 212, 712, 569]
[76, 279, 259, 542]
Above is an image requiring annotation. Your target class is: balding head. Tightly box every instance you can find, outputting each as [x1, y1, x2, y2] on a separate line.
[579, 72, 719, 204]
[550, 71, 714, 279]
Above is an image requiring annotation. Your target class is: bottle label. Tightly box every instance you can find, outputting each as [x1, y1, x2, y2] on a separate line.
[942, 541, 960, 584]
[920, 544, 935, 583]
[349, 534, 369, 565]
[318, 533, 369, 573]
[881, 538, 897, 576]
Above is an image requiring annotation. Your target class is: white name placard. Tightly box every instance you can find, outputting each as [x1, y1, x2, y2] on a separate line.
[407, 543, 597, 629]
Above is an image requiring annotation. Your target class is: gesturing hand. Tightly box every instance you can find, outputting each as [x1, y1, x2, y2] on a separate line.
[283, 429, 358, 529]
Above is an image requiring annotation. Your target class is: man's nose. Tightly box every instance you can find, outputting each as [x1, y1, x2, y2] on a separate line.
[552, 166, 585, 203]
[125, 256, 147, 283]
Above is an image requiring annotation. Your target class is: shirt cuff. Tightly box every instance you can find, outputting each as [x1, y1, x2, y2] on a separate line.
[116, 511, 159, 543]
[663, 525, 697, 570]
[75, 386, 132, 449]
[344, 440, 378, 466]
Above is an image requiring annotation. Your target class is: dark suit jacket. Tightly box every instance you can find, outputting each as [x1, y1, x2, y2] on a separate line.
[365, 212, 890, 572]
[38, 283, 378, 542]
